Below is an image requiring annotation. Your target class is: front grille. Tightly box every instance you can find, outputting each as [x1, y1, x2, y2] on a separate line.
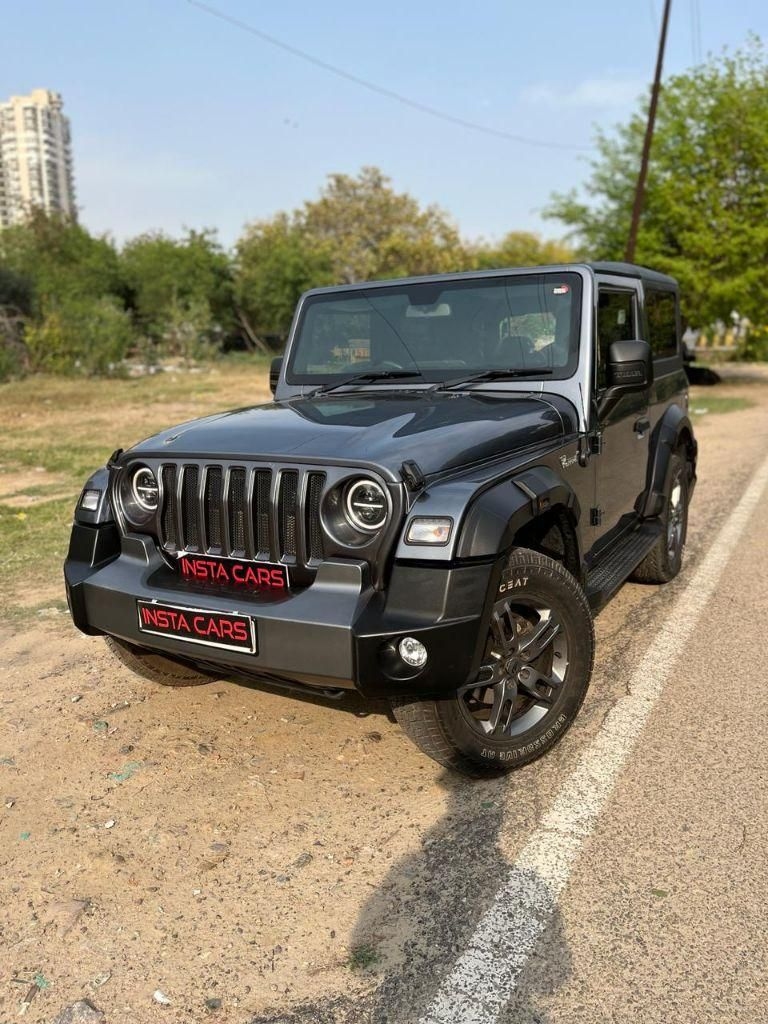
[158, 463, 325, 569]
[278, 471, 298, 557]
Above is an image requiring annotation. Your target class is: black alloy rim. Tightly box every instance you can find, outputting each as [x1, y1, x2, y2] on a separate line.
[458, 596, 569, 739]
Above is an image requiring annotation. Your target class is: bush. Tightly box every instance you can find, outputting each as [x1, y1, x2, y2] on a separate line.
[739, 326, 768, 362]
[0, 336, 26, 382]
[24, 296, 135, 375]
[0, 306, 29, 382]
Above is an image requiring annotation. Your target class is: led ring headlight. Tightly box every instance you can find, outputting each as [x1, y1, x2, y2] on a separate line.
[344, 479, 388, 533]
[131, 466, 159, 513]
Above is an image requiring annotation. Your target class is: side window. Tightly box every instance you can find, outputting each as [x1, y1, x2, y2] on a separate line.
[645, 288, 678, 359]
[596, 288, 636, 387]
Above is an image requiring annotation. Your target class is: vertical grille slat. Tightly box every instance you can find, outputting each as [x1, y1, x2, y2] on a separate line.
[181, 466, 200, 550]
[161, 465, 178, 550]
[228, 468, 247, 554]
[157, 461, 326, 576]
[306, 473, 325, 561]
[278, 471, 299, 559]
[254, 470, 271, 557]
[204, 467, 223, 551]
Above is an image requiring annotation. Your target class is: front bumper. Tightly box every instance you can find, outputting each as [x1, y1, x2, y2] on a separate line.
[64, 524, 495, 699]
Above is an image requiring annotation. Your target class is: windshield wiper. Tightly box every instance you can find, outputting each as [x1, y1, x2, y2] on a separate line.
[310, 370, 423, 396]
[429, 367, 555, 394]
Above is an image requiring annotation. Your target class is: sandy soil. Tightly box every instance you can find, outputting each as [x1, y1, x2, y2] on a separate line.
[1, 364, 765, 1024]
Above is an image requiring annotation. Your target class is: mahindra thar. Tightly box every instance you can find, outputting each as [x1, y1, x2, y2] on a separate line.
[65, 263, 697, 774]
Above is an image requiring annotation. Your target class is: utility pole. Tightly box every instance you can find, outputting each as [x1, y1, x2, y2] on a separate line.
[625, 0, 672, 263]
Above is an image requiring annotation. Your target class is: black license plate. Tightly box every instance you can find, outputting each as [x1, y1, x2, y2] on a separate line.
[137, 600, 256, 653]
[176, 553, 289, 592]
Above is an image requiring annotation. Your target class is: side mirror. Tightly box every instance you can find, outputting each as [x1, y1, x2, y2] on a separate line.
[269, 356, 283, 396]
[606, 340, 652, 390]
[598, 340, 652, 418]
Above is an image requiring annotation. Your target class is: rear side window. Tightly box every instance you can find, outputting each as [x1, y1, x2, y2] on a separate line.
[645, 288, 678, 359]
[597, 288, 636, 387]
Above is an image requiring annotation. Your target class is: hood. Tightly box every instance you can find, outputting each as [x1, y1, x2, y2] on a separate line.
[129, 391, 576, 479]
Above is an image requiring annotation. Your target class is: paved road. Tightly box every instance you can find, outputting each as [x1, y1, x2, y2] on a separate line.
[2, 376, 766, 1024]
[264, 384, 768, 1024]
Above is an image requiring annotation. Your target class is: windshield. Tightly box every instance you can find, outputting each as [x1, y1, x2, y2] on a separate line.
[286, 272, 582, 386]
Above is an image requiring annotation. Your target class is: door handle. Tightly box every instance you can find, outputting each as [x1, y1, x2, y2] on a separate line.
[634, 417, 650, 438]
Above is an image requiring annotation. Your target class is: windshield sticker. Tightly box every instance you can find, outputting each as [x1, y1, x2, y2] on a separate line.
[553, 285, 570, 295]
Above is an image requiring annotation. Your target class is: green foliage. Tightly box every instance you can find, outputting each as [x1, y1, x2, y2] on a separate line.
[0, 169, 575, 372]
[546, 38, 768, 327]
[234, 213, 334, 339]
[346, 944, 381, 971]
[234, 167, 468, 340]
[301, 166, 467, 283]
[0, 209, 121, 310]
[469, 230, 573, 270]
[24, 296, 134, 375]
[0, 266, 34, 313]
[740, 326, 768, 362]
[0, 334, 25, 382]
[120, 228, 233, 356]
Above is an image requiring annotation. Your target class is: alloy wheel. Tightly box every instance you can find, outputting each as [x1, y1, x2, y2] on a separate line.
[458, 596, 570, 739]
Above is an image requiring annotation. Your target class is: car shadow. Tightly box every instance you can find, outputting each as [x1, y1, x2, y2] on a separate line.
[230, 672, 395, 721]
[248, 770, 572, 1024]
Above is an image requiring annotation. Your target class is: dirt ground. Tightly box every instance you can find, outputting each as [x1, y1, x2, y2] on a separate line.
[1, 364, 766, 1023]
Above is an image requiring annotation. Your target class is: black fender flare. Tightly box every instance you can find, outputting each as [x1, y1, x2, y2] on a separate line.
[456, 466, 581, 560]
[641, 407, 698, 518]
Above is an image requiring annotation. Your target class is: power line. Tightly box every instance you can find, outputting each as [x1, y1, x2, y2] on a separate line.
[185, 0, 592, 153]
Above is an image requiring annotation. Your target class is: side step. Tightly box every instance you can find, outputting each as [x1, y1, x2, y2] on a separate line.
[585, 522, 662, 610]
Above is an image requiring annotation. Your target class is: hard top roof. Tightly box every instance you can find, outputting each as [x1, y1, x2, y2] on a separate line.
[301, 262, 678, 298]
[587, 261, 678, 288]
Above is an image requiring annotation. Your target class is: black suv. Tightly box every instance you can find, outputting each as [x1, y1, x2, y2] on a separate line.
[65, 263, 697, 775]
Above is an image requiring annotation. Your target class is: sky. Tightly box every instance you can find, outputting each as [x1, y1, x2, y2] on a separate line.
[2, 1, 766, 248]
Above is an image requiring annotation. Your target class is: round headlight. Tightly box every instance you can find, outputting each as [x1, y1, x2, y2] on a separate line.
[344, 479, 389, 533]
[131, 466, 159, 513]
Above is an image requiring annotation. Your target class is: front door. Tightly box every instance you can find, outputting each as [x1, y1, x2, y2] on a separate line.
[593, 279, 650, 548]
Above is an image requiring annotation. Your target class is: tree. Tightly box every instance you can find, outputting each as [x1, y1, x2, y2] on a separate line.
[545, 39, 768, 326]
[301, 167, 467, 283]
[0, 210, 121, 311]
[470, 231, 574, 270]
[234, 167, 468, 342]
[234, 214, 333, 342]
[120, 229, 233, 348]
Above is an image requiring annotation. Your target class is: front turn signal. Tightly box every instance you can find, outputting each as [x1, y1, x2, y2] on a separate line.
[405, 516, 453, 545]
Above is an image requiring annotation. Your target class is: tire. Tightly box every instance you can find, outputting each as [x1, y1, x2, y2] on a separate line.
[390, 549, 595, 776]
[104, 636, 216, 687]
[632, 451, 688, 584]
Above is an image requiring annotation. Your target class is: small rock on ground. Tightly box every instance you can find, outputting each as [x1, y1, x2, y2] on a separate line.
[51, 1000, 105, 1024]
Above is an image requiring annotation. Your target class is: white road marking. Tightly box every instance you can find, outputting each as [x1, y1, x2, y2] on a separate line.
[420, 452, 768, 1024]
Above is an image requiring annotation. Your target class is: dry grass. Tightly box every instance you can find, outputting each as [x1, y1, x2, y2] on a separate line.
[0, 359, 271, 613]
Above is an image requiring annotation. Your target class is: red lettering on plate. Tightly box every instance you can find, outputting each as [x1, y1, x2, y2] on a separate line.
[141, 606, 159, 626]
[231, 620, 248, 642]
[270, 568, 286, 588]
[179, 555, 286, 590]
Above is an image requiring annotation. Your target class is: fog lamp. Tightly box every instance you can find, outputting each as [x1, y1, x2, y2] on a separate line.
[80, 488, 101, 512]
[398, 636, 428, 669]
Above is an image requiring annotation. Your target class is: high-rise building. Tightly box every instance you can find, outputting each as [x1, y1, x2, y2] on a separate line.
[0, 89, 76, 228]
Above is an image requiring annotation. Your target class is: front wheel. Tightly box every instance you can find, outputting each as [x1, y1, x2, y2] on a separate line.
[391, 549, 595, 776]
